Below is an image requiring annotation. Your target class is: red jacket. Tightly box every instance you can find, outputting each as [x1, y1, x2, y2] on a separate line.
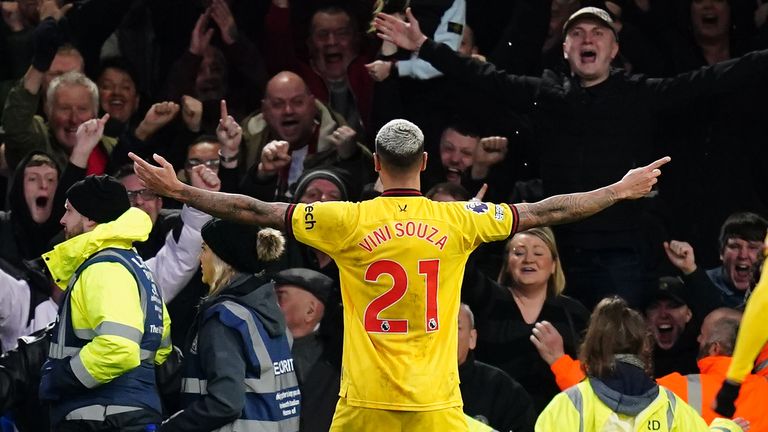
[263, 4, 374, 131]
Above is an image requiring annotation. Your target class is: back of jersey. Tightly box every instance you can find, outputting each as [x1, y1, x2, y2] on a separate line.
[288, 190, 516, 410]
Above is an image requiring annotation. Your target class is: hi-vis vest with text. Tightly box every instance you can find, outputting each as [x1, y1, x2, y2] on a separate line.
[181, 297, 301, 431]
[47, 248, 164, 424]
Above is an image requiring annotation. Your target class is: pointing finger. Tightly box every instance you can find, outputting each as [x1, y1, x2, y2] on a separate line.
[220, 99, 228, 122]
[647, 156, 671, 170]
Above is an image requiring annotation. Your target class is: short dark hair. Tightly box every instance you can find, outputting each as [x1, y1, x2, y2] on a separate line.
[310, 3, 357, 33]
[719, 212, 768, 252]
[190, 134, 220, 148]
[112, 163, 136, 181]
[97, 57, 141, 91]
[425, 182, 470, 201]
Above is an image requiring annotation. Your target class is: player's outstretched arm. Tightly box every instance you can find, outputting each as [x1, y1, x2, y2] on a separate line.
[515, 156, 670, 232]
[129, 152, 288, 229]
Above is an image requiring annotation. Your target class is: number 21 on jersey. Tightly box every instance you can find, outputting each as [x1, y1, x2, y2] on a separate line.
[363, 259, 440, 334]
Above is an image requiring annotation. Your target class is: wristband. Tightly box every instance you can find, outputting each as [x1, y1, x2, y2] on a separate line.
[218, 150, 239, 163]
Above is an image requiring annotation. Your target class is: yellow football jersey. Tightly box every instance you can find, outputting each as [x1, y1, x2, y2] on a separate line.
[287, 189, 517, 411]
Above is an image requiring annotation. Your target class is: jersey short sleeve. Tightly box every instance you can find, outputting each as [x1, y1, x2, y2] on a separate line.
[451, 201, 518, 251]
[287, 201, 359, 254]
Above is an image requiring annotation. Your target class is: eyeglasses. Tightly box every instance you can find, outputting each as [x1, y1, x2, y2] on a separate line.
[126, 189, 159, 203]
[185, 158, 220, 169]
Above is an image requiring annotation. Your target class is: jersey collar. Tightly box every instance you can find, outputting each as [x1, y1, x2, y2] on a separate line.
[381, 188, 422, 197]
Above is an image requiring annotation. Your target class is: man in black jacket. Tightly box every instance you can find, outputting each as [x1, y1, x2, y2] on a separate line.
[458, 303, 535, 432]
[375, 6, 768, 309]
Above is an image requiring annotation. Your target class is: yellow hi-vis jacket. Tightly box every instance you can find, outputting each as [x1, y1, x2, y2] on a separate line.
[43, 208, 172, 385]
[536, 380, 745, 432]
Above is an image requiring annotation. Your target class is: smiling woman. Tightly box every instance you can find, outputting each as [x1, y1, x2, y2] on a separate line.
[461, 227, 590, 413]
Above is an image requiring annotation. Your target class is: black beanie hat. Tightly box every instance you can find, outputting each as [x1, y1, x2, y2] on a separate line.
[201, 219, 285, 273]
[67, 175, 131, 223]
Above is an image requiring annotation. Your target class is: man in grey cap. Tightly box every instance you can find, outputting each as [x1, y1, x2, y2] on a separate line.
[274, 268, 339, 432]
[375, 5, 768, 311]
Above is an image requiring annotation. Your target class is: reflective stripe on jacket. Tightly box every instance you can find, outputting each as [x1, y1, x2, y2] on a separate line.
[47, 247, 167, 424]
[535, 380, 713, 431]
[42, 209, 170, 425]
[180, 298, 300, 431]
[657, 356, 768, 431]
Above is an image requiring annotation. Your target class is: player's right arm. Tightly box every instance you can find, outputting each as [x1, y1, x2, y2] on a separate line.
[515, 156, 671, 232]
[129, 153, 288, 230]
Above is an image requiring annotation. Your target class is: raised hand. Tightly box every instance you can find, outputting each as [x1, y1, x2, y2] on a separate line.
[733, 417, 751, 432]
[258, 140, 291, 177]
[210, 0, 238, 45]
[70, 114, 109, 168]
[530, 321, 565, 366]
[189, 165, 221, 192]
[129, 153, 183, 198]
[613, 156, 671, 200]
[216, 99, 242, 165]
[135, 102, 180, 141]
[181, 95, 203, 133]
[663, 240, 697, 275]
[365, 60, 393, 82]
[472, 136, 508, 179]
[374, 8, 427, 52]
[189, 9, 214, 56]
[38, 0, 72, 22]
[471, 183, 488, 202]
[327, 126, 357, 159]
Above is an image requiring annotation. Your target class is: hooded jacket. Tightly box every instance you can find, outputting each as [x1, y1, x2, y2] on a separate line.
[41, 207, 172, 425]
[0, 150, 62, 267]
[162, 273, 300, 432]
[0, 151, 84, 352]
[537, 361, 744, 432]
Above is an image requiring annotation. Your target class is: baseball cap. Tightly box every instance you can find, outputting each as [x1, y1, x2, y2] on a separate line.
[648, 276, 688, 308]
[563, 7, 618, 38]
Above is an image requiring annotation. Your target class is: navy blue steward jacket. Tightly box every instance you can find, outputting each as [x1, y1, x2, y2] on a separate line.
[163, 273, 300, 432]
[44, 248, 165, 426]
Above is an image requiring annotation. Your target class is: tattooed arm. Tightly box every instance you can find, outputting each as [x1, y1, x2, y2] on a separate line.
[515, 156, 671, 232]
[129, 152, 288, 229]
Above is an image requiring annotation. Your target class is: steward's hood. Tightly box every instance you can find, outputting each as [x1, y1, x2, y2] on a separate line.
[42, 207, 152, 289]
[589, 361, 659, 416]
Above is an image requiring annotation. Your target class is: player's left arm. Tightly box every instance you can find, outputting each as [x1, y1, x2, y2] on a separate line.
[514, 157, 670, 232]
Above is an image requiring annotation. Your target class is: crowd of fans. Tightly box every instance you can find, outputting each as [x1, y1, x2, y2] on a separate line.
[0, 0, 767, 430]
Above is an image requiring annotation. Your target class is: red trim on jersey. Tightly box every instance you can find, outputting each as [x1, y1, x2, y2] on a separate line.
[381, 188, 422, 197]
[510, 203, 520, 235]
[284, 204, 296, 239]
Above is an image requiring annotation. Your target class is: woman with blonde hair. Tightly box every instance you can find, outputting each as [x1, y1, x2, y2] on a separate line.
[161, 219, 301, 432]
[462, 227, 590, 413]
